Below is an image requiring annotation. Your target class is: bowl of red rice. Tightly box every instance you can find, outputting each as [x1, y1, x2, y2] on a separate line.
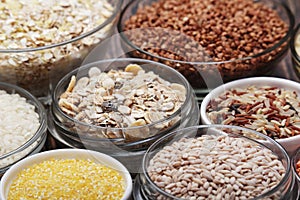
[200, 77, 300, 155]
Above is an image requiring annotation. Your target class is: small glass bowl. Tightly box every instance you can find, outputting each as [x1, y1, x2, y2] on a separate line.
[292, 148, 300, 187]
[0, 0, 122, 103]
[290, 23, 300, 78]
[118, 0, 294, 92]
[0, 82, 47, 177]
[135, 125, 294, 200]
[49, 58, 199, 173]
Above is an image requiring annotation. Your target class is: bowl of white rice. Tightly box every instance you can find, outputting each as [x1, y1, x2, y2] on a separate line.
[0, 82, 47, 176]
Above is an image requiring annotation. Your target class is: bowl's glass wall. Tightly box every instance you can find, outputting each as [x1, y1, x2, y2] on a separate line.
[291, 24, 300, 78]
[0, 82, 47, 176]
[50, 58, 199, 173]
[118, 0, 294, 89]
[138, 125, 293, 200]
[0, 0, 122, 103]
[292, 148, 300, 184]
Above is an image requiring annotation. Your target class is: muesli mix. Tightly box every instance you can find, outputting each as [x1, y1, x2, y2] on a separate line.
[58, 64, 186, 140]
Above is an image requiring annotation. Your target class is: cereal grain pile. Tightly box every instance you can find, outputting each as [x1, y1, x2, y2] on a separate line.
[58, 64, 186, 140]
[0, 90, 40, 168]
[8, 159, 125, 200]
[123, 0, 289, 87]
[148, 135, 285, 199]
[206, 86, 300, 139]
[0, 0, 115, 96]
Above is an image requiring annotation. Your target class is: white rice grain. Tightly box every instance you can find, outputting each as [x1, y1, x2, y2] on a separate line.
[0, 90, 40, 168]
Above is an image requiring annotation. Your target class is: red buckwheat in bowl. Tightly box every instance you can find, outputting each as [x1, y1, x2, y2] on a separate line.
[200, 77, 300, 156]
[118, 0, 294, 91]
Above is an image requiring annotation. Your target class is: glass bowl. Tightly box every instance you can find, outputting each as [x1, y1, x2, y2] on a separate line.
[117, 0, 294, 92]
[0, 82, 47, 177]
[292, 148, 300, 199]
[49, 58, 199, 173]
[200, 77, 300, 156]
[0, 0, 122, 103]
[290, 23, 300, 78]
[135, 125, 294, 200]
[0, 149, 132, 200]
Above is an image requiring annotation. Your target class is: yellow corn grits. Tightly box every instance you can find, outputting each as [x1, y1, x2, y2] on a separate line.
[8, 159, 125, 200]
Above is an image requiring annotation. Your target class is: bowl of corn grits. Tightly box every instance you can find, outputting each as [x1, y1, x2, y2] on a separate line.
[0, 149, 132, 200]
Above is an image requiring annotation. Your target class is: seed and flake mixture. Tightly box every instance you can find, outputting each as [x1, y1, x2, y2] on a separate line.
[206, 86, 300, 139]
[148, 135, 285, 200]
[8, 159, 125, 200]
[0, 90, 40, 168]
[0, 0, 115, 97]
[58, 64, 186, 140]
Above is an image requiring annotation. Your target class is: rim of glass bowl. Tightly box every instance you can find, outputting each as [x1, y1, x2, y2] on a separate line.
[142, 124, 291, 200]
[292, 147, 300, 182]
[0, 130, 47, 174]
[52, 58, 193, 143]
[290, 23, 300, 64]
[0, 0, 123, 53]
[118, 0, 295, 65]
[0, 82, 47, 160]
[51, 110, 182, 149]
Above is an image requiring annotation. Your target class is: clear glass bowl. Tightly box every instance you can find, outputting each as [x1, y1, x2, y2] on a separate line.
[117, 0, 294, 92]
[135, 125, 295, 200]
[292, 148, 300, 191]
[0, 0, 122, 103]
[49, 58, 199, 173]
[0, 82, 47, 177]
[290, 23, 300, 78]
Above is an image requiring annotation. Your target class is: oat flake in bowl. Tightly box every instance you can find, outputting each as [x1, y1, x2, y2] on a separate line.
[58, 63, 186, 130]
[201, 77, 300, 155]
[58, 63, 186, 129]
[52, 58, 199, 146]
[0, 0, 121, 100]
[51, 58, 199, 173]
